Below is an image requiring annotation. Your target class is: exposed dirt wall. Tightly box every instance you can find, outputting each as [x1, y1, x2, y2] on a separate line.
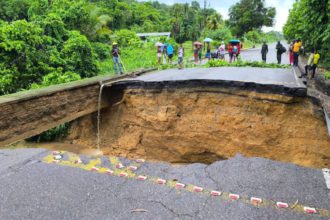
[67, 88, 330, 168]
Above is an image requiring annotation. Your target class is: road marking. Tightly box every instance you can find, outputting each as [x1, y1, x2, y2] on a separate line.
[322, 168, 330, 189]
[251, 197, 262, 204]
[193, 186, 203, 192]
[42, 152, 330, 218]
[229, 193, 240, 200]
[276, 202, 289, 208]
[210, 191, 221, 196]
[304, 207, 317, 214]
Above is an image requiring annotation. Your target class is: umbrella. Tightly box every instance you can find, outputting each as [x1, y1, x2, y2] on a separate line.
[229, 39, 240, 43]
[155, 42, 163, 47]
[203, 38, 213, 43]
[194, 41, 203, 45]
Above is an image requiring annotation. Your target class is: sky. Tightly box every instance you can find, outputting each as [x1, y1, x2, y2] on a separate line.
[148, 0, 295, 32]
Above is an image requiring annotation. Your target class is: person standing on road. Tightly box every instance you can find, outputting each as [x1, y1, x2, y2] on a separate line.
[167, 44, 174, 64]
[162, 44, 167, 64]
[261, 42, 268, 62]
[193, 45, 198, 63]
[111, 42, 123, 75]
[198, 45, 202, 64]
[205, 43, 211, 61]
[157, 46, 162, 65]
[302, 49, 320, 79]
[228, 44, 233, 63]
[293, 39, 302, 66]
[276, 41, 286, 64]
[288, 41, 295, 65]
[178, 44, 184, 69]
[218, 41, 226, 60]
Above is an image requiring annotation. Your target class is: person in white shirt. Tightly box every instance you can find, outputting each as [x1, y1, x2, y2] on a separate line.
[218, 41, 226, 60]
[178, 44, 184, 69]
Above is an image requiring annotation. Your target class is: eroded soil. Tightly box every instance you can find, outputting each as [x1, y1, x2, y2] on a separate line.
[66, 88, 330, 168]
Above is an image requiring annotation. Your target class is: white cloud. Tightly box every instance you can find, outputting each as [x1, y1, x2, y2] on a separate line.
[138, 0, 295, 32]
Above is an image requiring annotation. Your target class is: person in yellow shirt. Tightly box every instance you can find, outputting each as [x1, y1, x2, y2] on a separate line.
[293, 39, 302, 66]
[303, 49, 320, 79]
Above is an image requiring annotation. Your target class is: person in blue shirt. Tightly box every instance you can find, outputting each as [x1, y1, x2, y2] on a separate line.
[167, 44, 174, 64]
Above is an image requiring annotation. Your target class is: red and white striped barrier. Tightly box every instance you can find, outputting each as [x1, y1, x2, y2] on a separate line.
[136, 159, 145, 163]
[229, 193, 240, 200]
[210, 191, 222, 196]
[91, 167, 99, 172]
[175, 183, 185, 189]
[276, 202, 289, 208]
[138, 175, 147, 180]
[251, 197, 262, 204]
[304, 207, 317, 214]
[128, 166, 138, 171]
[116, 163, 124, 169]
[106, 169, 114, 174]
[194, 186, 203, 192]
[157, 179, 166, 184]
[119, 172, 128, 177]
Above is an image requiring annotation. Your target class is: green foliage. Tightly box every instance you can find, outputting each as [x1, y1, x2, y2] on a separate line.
[208, 60, 290, 69]
[206, 27, 233, 43]
[30, 69, 81, 89]
[284, 0, 330, 68]
[113, 29, 142, 47]
[27, 123, 71, 142]
[92, 42, 111, 60]
[325, 72, 330, 80]
[228, 0, 276, 37]
[62, 31, 98, 78]
[0, 20, 49, 94]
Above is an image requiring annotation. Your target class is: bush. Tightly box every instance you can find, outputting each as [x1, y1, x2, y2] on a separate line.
[62, 31, 98, 78]
[27, 123, 71, 142]
[92, 42, 111, 60]
[206, 27, 233, 43]
[113, 29, 141, 47]
[208, 60, 290, 69]
[325, 72, 330, 80]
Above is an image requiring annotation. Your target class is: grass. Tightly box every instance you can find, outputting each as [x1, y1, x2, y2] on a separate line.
[208, 59, 290, 69]
[324, 71, 330, 80]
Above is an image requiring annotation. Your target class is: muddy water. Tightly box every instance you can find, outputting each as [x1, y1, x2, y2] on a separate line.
[61, 87, 330, 169]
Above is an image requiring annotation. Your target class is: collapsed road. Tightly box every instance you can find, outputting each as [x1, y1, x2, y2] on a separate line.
[0, 66, 329, 219]
[0, 148, 329, 220]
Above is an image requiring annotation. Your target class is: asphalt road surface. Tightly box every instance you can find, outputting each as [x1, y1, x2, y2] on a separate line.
[0, 149, 329, 220]
[240, 42, 290, 64]
[133, 67, 302, 88]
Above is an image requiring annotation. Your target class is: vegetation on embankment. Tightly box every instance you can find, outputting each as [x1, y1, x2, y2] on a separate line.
[0, 0, 282, 97]
[208, 60, 290, 69]
[283, 0, 330, 68]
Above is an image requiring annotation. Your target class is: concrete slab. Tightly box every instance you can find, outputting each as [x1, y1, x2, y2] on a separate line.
[0, 149, 329, 220]
[113, 67, 307, 97]
[135, 67, 301, 88]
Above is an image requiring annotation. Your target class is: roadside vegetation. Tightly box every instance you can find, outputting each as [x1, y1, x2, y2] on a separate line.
[208, 60, 290, 69]
[283, 0, 330, 69]
[0, 0, 282, 141]
[0, 0, 281, 97]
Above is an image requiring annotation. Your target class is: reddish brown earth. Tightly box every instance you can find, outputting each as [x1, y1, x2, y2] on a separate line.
[66, 88, 330, 168]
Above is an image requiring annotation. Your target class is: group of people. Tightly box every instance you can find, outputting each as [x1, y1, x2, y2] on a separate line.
[157, 43, 175, 65]
[112, 38, 321, 78]
[156, 43, 185, 69]
[287, 39, 320, 79]
[261, 41, 287, 64]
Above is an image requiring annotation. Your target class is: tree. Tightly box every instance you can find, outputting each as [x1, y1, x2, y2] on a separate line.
[228, 0, 276, 37]
[206, 13, 223, 31]
[283, 0, 330, 67]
